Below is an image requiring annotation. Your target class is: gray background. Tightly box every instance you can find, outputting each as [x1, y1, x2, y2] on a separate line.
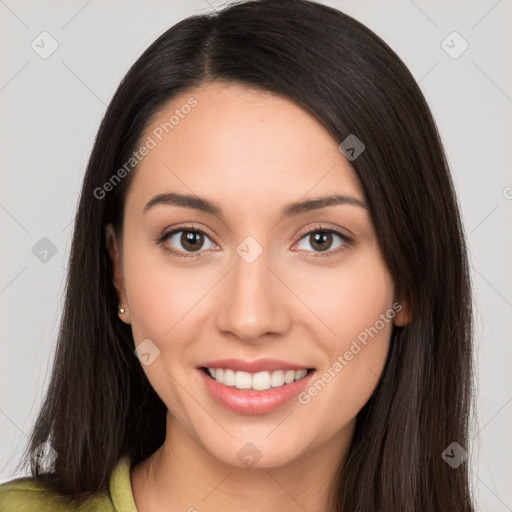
[1, 0, 511, 509]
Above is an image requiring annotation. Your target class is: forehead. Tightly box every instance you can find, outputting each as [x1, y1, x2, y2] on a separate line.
[125, 82, 365, 217]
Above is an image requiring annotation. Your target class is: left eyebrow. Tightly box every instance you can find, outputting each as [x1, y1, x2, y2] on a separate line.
[143, 192, 368, 219]
[280, 194, 368, 218]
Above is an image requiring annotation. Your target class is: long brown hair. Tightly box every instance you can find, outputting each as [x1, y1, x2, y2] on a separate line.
[14, 0, 474, 509]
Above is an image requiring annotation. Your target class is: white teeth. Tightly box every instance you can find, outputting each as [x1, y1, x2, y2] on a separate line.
[206, 368, 309, 391]
[284, 370, 296, 384]
[235, 371, 252, 389]
[224, 369, 235, 387]
[252, 371, 271, 390]
[270, 370, 284, 387]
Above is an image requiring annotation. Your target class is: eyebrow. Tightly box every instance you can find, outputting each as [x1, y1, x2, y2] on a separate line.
[143, 192, 368, 219]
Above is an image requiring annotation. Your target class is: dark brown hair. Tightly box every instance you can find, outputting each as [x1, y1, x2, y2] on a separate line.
[13, 0, 474, 509]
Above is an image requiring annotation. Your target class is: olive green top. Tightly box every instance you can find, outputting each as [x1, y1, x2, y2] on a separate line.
[0, 456, 138, 512]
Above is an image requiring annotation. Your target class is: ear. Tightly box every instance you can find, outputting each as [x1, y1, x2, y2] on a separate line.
[105, 223, 131, 324]
[393, 291, 411, 327]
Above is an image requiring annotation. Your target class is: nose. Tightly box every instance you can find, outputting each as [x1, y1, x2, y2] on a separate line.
[214, 245, 292, 343]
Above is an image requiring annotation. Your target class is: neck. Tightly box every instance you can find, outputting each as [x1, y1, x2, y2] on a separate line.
[131, 412, 354, 512]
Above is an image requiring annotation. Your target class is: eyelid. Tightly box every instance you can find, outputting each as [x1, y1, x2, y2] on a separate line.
[156, 222, 216, 241]
[295, 223, 352, 242]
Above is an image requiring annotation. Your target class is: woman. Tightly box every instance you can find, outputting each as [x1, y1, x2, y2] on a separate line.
[0, 0, 475, 510]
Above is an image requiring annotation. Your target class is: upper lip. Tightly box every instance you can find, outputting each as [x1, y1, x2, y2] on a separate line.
[199, 358, 314, 373]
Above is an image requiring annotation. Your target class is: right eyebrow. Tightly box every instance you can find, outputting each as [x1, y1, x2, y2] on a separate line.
[144, 192, 223, 216]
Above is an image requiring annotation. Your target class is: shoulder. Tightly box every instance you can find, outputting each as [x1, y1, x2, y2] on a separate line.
[0, 477, 113, 511]
[0, 477, 62, 510]
[0, 456, 135, 512]
[0, 457, 135, 512]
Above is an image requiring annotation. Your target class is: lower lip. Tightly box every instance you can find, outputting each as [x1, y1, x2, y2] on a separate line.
[198, 368, 316, 415]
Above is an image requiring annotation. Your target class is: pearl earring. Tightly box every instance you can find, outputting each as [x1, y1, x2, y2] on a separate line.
[118, 306, 126, 314]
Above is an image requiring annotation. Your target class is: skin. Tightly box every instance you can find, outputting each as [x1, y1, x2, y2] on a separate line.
[106, 82, 409, 512]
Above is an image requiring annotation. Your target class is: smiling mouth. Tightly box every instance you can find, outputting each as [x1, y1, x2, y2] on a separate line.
[200, 367, 315, 392]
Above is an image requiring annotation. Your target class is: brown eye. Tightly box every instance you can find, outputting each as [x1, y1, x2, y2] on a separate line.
[161, 228, 216, 256]
[295, 228, 351, 255]
[180, 231, 205, 252]
[309, 231, 333, 252]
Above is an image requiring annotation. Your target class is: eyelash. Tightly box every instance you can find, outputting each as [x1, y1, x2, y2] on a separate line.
[155, 223, 353, 259]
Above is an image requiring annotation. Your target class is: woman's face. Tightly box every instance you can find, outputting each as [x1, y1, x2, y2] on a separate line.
[107, 82, 408, 468]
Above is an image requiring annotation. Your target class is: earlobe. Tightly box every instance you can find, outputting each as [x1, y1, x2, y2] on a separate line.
[105, 223, 131, 324]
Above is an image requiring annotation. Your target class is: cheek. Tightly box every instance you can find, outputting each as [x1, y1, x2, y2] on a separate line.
[121, 244, 213, 415]
[122, 235, 214, 340]
[302, 252, 395, 348]
[295, 251, 395, 407]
